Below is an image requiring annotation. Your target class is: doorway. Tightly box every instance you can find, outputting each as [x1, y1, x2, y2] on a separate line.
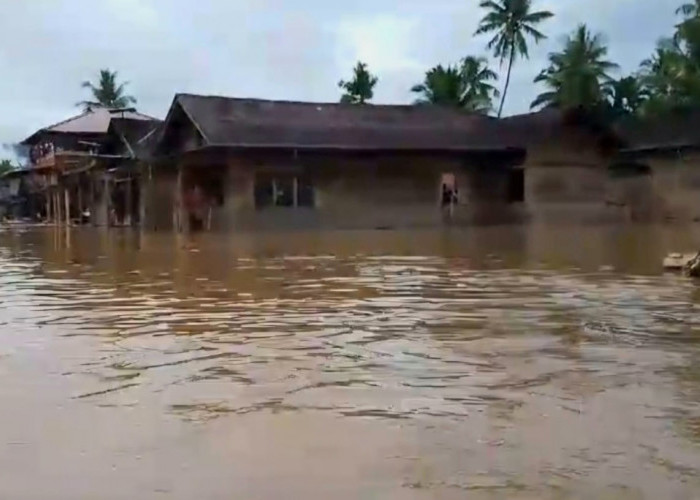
[440, 173, 459, 219]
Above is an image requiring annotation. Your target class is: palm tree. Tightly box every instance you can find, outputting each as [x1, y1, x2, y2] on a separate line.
[79, 69, 137, 110]
[411, 57, 499, 112]
[640, 41, 684, 99]
[531, 24, 618, 110]
[638, 38, 700, 113]
[411, 65, 466, 106]
[677, 0, 700, 18]
[460, 56, 501, 112]
[607, 76, 646, 118]
[475, 0, 553, 117]
[338, 62, 379, 104]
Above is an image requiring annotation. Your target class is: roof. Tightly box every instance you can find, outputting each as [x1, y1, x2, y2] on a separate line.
[22, 107, 158, 145]
[615, 109, 700, 153]
[161, 93, 518, 153]
[499, 107, 619, 148]
[107, 118, 162, 158]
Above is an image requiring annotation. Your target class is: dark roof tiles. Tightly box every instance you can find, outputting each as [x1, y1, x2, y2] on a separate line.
[171, 93, 513, 151]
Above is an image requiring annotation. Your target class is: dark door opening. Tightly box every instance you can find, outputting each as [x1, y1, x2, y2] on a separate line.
[507, 169, 525, 203]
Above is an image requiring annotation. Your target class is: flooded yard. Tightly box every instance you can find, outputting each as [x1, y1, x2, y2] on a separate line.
[0, 225, 699, 499]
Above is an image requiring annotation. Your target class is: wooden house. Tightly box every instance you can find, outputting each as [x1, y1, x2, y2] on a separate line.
[20, 106, 158, 225]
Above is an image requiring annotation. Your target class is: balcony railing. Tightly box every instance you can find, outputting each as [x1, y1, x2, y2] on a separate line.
[31, 151, 96, 171]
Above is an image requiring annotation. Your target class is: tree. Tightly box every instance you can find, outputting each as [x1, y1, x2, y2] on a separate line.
[639, 36, 700, 114]
[79, 69, 137, 110]
[475, 0, 553, 117]
[411, 56, 500, 112]
[0, 159, 16, 177]
[639, 41, 687, 113]
[636, 4, 700, 115]
[531, 24, 618, 111]
[677, 0, 700, 18]
[607, 76, 646, 118]
[338, 62, 378, 104]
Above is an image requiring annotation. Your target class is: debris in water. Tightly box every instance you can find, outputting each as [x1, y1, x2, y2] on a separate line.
[663, 252, 697, 271]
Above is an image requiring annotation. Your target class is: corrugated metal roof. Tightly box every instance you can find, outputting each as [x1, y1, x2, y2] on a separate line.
[22, 107, 158, 144]
[47, 107, 156, 134]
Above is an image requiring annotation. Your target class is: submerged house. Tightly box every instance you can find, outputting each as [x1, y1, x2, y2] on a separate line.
[142, 94, 527, 232]
[500, 108, 626, 224]
[20, 106, 158, 225]
[16, 93, 700, 232]
[99, 117, 162, 226]
[615, 111, 700, 222]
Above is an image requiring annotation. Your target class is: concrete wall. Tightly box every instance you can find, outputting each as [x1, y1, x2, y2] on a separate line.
[645, 153, 700, 222]
[145, 154, 523, 232]
[525, 165, 622, 224]
[604, 171, 655, 222]
[221, 157, 449, 231]
[521, 134, 621, 224]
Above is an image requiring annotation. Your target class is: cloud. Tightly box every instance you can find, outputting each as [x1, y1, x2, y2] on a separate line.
[0, 0, 679, 155]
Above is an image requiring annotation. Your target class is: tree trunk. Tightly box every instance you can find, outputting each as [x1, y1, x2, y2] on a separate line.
[497, 46, 516, 118]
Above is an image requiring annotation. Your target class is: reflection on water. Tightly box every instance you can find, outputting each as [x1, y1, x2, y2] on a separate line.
[0, 226, 700, 499]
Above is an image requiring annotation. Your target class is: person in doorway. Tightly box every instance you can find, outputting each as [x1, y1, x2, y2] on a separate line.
[441, 182, 459, 218]
[441, 183, 452, 207]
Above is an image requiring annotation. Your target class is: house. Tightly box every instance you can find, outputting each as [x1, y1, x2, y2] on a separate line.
[21, 106, 158, 225]
[500, 108, 626, 224]
[0, 168, 49, 221]
[615, 110, 700, 222]
[142, 93, 526, 232]
[97, 117, 162, 226]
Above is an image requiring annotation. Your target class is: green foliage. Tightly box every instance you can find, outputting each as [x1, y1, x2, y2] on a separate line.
[531, 24, 618, 111]
[475, 0, 553, 116]
[635, 3, 700, 116]
[79, 69, 137, 110]
[0, 159, 17, 177]
[338, 62, 378, 104]
[607, 76, 646, 118]
[411, 56, 500, 112]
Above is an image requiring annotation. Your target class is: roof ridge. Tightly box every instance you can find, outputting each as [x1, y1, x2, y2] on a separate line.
[40, 109, 94, 133]
[174, 93, 488, 114]
[108, 109, 160, 121]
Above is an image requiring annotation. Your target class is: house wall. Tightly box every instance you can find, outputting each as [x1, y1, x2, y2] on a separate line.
[643, 153, 700, 222]
[522, 134, 621, 224]
[140, 164, 177, 231]
[144, 153, 524, 232]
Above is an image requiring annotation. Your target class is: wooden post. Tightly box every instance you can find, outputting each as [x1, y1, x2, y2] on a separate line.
[54, 188, 61, 226]
[140, 164, 148, 230]
[64, 186, 70, 226]
[175, 165, 183, 232]
[77, 178, 83, 224]
[46, 189, 51, 223]
[125, 175, 132, 227]
[103, 176, 112, 227]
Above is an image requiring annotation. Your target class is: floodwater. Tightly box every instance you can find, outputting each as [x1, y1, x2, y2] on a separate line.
[1, 225, 700, 499]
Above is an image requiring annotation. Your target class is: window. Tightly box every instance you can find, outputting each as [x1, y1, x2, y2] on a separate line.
[255, 175, 315, 209]
[507, 169, 525, 203]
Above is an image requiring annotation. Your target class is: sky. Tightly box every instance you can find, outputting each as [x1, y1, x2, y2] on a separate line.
[0, 0, 678, 159]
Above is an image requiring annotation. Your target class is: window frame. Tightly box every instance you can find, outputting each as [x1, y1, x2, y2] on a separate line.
[254, 174, 314, 209]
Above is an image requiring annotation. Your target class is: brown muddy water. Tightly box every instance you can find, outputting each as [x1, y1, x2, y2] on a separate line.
[1, 225, 700, 499]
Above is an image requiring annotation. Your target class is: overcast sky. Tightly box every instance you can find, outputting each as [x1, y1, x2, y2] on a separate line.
[0, 0, 678, 158]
